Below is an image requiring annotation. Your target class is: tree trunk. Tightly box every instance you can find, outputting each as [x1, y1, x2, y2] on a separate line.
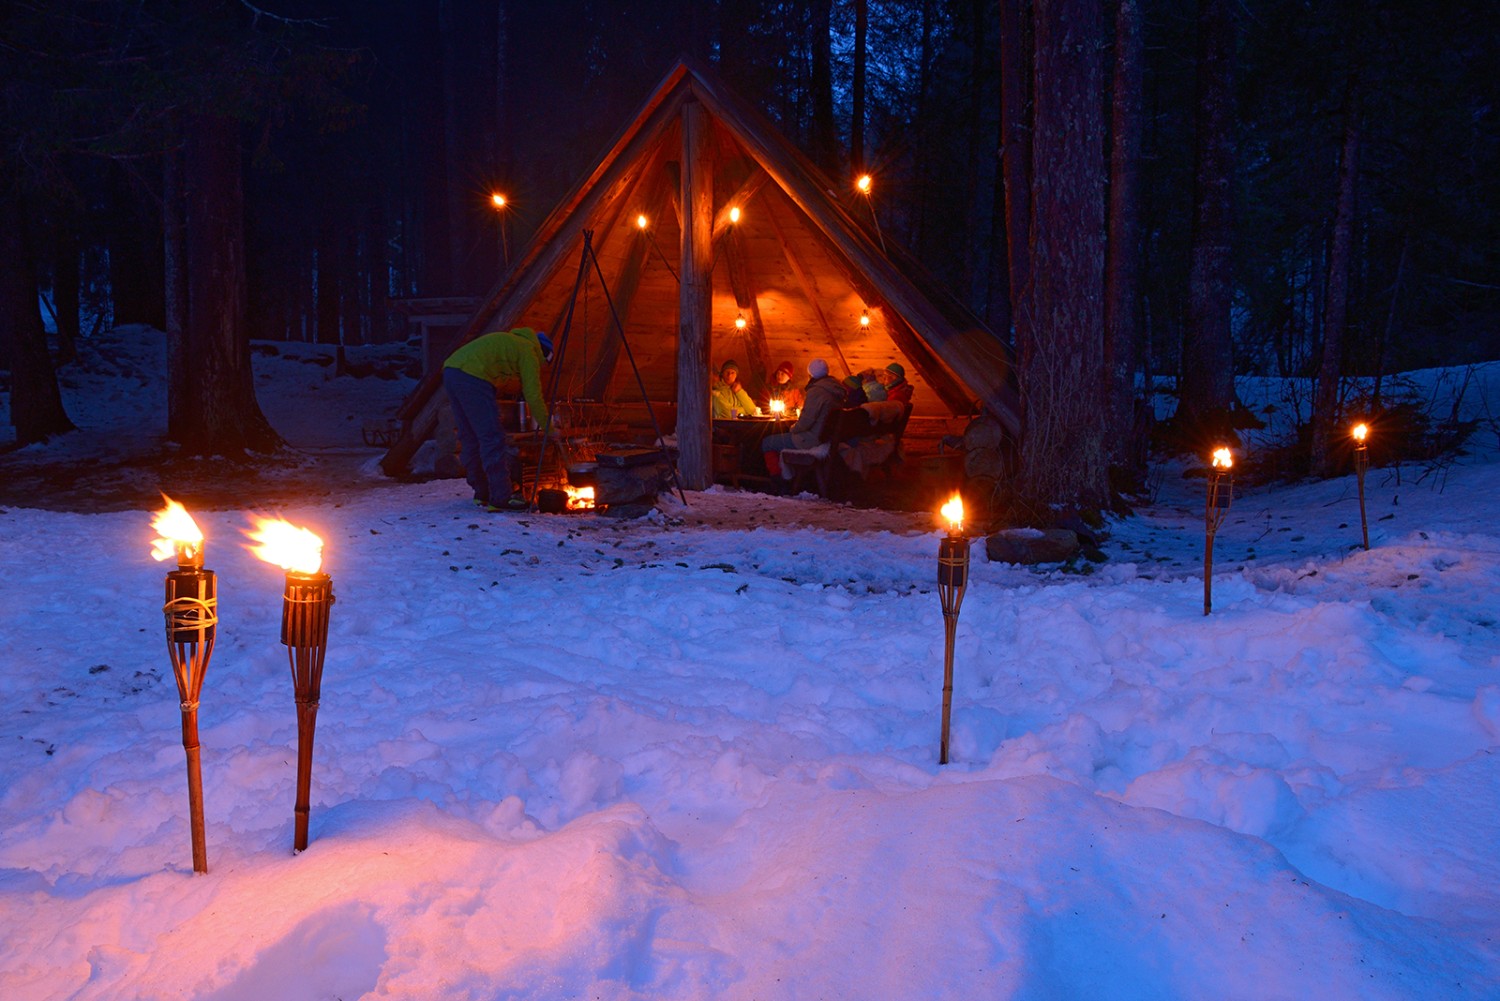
[0, 189, 74, 444]
[1017, 0, 1110, 512]
[851, 0, 867, 172]
[1175, 0, 1237, 435]
[1310, 76, 1362, 475]
[439, 0, 467, 293]
[170, 114, 280, 454]
[1105, 0, 1146, 466]
[52, 229, 81, 365]
[678, 100, 713, 490]
[809, 0, 837, 175]
[999, 0, 1033, 340]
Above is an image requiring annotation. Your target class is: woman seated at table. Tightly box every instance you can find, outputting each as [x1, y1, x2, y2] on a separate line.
[765, 360, 805, 413]
[877, 362, 914, 404]
[711, 359, 759, 418]
[761, 358, 846, 478]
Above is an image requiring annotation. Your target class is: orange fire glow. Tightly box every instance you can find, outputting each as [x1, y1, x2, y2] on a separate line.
[768, 399, 786, 416]
[490, 193, 507, 209]
[1211, 447, 1233, 470]
[564, 486, 596, 511]
[151, 496, 204, 563]
[1353, 423, 1368, 443]
[940, 493, 964, 534]
[245, 517, 324, 575]
[856, 174, 873, 193]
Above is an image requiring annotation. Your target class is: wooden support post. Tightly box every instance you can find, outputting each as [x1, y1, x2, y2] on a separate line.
[678, 99, 713, 490]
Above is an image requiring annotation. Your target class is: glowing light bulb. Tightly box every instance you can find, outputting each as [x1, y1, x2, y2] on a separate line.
[728, 206, 741, 224]
[490, 193, 507, 209]
[734, 314, 747, 330]
[860, 309, 870, 327]
[636, 214, 648, 230]
[856, 174, 872, 194]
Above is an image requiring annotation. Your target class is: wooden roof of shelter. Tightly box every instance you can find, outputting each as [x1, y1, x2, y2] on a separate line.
[381, 59, 1018, 483]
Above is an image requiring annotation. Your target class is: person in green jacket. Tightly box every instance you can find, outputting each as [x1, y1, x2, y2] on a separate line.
[442, 326, 553, 510]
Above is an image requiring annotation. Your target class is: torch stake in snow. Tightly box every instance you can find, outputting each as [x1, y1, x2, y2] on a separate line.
[247, 518, 334, 853]
[1204, 448, 1234, 616]
[152, 498, 216, 874]
[1353, 423, 1370, 550]
[282, 570, 334, 852]
[936, 495, 970, 765]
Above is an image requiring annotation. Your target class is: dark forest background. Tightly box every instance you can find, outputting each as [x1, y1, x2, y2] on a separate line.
[3, 0, 1498, 505]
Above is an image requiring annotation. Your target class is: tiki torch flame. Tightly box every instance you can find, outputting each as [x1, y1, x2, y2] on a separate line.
[245, 518, 324, 575]
[1211, 447, 1233, 470]
[1353, 423, 1368, 444]
[940, 494, 965, 536]
[151, 496, 204, 566]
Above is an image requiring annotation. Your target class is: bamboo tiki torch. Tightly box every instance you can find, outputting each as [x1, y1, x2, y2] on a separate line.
[1353, 423, 1370, 550]
[247, 518, 334, 853]
[1204, 447, 1234, 616]
[937, 494, 970, 765]
[151, 497, 216, 874]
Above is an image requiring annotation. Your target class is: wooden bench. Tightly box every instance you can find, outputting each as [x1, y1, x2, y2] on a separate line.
[780, 401, 912, 499]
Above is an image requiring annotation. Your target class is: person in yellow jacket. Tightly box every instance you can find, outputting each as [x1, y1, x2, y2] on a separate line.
[442, 327, 553, 510]
[710, 359, 759, 418]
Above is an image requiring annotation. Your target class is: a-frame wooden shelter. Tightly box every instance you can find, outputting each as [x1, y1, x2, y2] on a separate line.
[381, 58, 1019, 489]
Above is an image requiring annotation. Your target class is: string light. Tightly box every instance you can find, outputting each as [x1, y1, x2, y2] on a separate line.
[636, 214, 648, 230]
[490, 193, 507, 209]
[728, 206, 741, 224]
[860, 309, 870, 327]
[734, 313, 747, 330]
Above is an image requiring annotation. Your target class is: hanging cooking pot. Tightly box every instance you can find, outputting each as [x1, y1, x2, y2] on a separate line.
[566, 462, 598, 489]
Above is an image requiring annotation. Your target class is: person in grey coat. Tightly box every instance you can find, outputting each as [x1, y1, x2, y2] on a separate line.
[761, 358, 847, 478]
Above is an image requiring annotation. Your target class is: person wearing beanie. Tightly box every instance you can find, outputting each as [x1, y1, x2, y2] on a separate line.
[710, 359, 759, 418]
[857, 367, 888, 403]
[442, 326, 553, 510]
[760, 358, 847, 479]
[765, 360, 804, 413]
[879, 360, 914, 404]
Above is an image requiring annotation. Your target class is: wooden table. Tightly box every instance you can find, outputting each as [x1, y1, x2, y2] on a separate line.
[712, 417, 793, 479]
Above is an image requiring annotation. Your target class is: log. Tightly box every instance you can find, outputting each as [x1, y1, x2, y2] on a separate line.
[963, 446, 1007, 480]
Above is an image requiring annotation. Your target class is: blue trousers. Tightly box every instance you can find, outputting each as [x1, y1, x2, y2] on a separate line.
[443, 368, 519, 503]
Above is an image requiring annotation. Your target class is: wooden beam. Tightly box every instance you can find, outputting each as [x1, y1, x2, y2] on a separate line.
[711, 168, 771, 244]
[677, 99, 713, 490]
[722, 230, 771, 388]
[583, 166, 677, 399]
[764, 194, 852, 377]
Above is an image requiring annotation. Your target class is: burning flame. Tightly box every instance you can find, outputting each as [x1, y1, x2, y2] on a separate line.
[564, 486, 596, 511]
[151, 496, 204, 563]
[940, 493, 964, 534]
[1211, 447, 1233, 470]
[245, 517, 324, 575]
[856, 174, 872, 193]
[1353, 423, 1368, 443]
[768, 399, 786, 416]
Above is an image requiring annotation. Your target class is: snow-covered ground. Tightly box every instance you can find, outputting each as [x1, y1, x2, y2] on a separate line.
[2, 329, 1499, 999]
